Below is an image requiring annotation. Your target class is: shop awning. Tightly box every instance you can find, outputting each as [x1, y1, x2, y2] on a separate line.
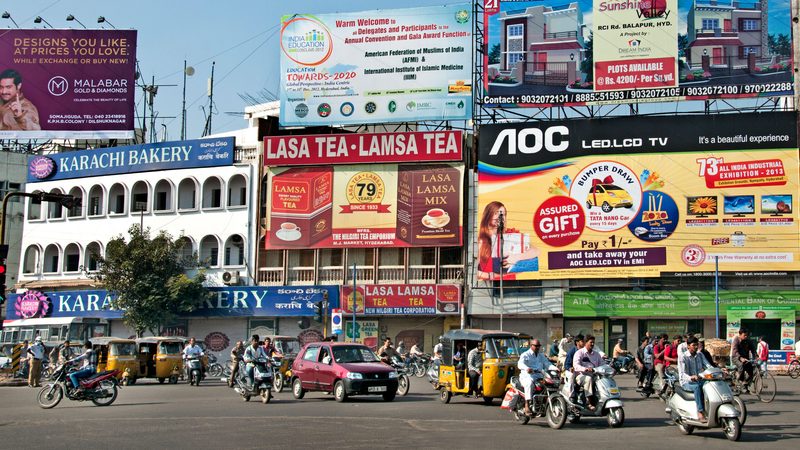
[2, 317, 82, 327]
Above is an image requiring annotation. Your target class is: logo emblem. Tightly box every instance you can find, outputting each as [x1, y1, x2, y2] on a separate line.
[295, 103, 309, 118]
[364, 101, 377, 114]
[340, 102, 354, 117]
[406, 101, 416, 111]
[48, 76, 68, 96]
[280, 16, 334, 66]
[455, 9, 470, 24]
[388, 100, 397, 113]
[681, 244, 706, 267]
[28, 156, 56, 180]
[317, 103, 332, 117]
[15, 291, 50, 319]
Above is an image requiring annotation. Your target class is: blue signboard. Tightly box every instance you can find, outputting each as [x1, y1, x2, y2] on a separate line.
[5, 286, 339, 320]
[27, 136, 235, 183]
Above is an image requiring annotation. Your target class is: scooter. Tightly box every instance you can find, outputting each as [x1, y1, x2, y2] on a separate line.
[185, 356, 204, 386]
[234, 357, 274, 403]
[665, 366, 742, 441]
[560, 365, 625, 428]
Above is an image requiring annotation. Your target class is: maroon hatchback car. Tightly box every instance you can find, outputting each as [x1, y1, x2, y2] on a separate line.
[291, 342, 399, 402]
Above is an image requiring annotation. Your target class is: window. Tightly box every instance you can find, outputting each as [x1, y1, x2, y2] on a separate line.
[23, 245, 40, 274]
[302, 346, 320, 362]
[154, 180, 173, 211]
[200, 235, 220, 267]
[740, 18, 759, 31]
[108, 183, 126, 214]
[176, 237, 195, 265]
[507, 24, 523, 37]
[224, 235, 245, 266]
[178, 178, 197, 210]
[88, 185, 104, 216]
[47, 189, 64, 219]
[44, 244, 59, 273]
[202, 178, 223, 209]
[67, 187, 83, 217]
[701, 18, 719, 30]
[86, 242, 102, 272]
[0, 181, 22, 202]
[63, 244, 81, 272]
[131, 181, 149, 213]
[506, 23, 525, 69]
[27, 196, 42, 220]
[739, 46, 760, 57]
[228, 174, 247, 207]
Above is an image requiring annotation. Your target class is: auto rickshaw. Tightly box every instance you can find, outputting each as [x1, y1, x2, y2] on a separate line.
[90, 337, 139, 385]
[268, 335, 301, 392]
[136, 337, 183, 384]
[434, 329, 524, 405]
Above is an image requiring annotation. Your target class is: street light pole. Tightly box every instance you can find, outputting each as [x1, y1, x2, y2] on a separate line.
[497, 211, 505, 331]
[2, 191, 80, 245]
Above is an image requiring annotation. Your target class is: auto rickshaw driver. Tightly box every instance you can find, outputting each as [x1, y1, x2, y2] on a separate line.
[467, 342, 484, 397]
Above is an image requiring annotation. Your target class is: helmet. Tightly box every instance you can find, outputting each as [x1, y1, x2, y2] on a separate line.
[34, 336, 43, 343]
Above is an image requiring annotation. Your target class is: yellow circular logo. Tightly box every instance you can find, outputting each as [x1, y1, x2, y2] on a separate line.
[347, 290, 365, 313]
[346, 172, 385, 205]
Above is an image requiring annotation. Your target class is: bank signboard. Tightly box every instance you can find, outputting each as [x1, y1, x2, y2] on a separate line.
[264, 163, 464, 249]
[26, 137, 234, 182]
[477, 112, 798, 280]
[264, 131, 463, 166]
[564, 290, 800, 318]
[482, 0, 792, 107]
[0, 29, 137, 138]
[4, 286, 339, 320]
[279, 4, 472, 126]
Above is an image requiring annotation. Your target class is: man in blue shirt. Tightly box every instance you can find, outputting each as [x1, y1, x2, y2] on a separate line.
[563, 334, 584, 403]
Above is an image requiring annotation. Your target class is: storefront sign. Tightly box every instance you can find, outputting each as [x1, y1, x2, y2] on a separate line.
[482, 0, 792, 107]
[265, 164, 464, 249]
[0, 29, 137, 139]
[340, 284, 461, 315]
[264, 131, 462, 166]
[725, 306, 795, 350]
[279, 4, 472, 126]
[14, 290, 50, 319]
[477, 112, 798, 280]
[564, 291, 800, 318]
[4, 286, 340, 320]
[767, 350, 795, 370]
[344, 320, 379, 350]
[27, 137, 234, 182]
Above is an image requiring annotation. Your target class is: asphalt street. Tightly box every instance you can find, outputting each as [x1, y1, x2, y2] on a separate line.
[1, 373, 798, 449]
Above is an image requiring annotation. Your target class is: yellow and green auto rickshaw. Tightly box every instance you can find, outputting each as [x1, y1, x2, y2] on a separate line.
[434, 329, 524, 405]
[269, 336, 302, 392]
[90, 337, 139, 385]
[136, 337, 184, 384]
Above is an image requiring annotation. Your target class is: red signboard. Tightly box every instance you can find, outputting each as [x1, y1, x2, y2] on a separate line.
[340, 284, 461, 315]
[264, 131, 462, 166]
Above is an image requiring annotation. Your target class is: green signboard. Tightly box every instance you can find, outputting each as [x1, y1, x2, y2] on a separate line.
[564, 291, 800, 318]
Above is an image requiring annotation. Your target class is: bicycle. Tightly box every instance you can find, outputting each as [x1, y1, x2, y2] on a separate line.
[728, 358, 776, 403]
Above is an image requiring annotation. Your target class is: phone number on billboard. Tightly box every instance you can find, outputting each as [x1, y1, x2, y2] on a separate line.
[483, 83, 793, 105]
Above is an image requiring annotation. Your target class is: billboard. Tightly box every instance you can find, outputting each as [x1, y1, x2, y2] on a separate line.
[27, 137, 235, 182]
[264, 130, 463, 166]
[340, 284, 461, 315]
[476, 112, 798, 280]
[0, 29, 137, 138]
[264, 163, 464, 249]
[482, 0, 792, 107]
[279, 4, 472, 126]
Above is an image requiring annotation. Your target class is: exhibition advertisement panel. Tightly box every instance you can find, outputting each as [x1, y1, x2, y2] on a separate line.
[476, 112, 798, 280]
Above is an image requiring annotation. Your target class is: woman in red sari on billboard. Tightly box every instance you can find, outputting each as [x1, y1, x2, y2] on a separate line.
[477, 201, 539, 281]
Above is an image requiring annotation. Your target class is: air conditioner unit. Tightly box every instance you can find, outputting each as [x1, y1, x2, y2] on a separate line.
[222, 270, 240, 285]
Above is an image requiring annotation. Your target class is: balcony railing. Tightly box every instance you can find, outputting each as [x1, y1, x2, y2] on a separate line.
[440, 264, 464, 283]
[377, 265, 405, 283]
[544, 30, 577, 40]
[695, 28, 739, 37]
[319, 265, 345, 284]
[409, 265, 436, 283]
[257, 267, 284, 286]
[234, 146, 259, 163]
[288, 266, 315, 285]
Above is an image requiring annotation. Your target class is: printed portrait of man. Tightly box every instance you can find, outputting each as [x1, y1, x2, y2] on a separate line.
[0, 69, 41, 131]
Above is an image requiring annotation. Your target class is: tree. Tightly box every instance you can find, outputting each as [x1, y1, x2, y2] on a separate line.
[95, 225, 212, 337]
[488, 43, 501, 65]
[776, 33, 791, 56]
[579, 33, 593, 81]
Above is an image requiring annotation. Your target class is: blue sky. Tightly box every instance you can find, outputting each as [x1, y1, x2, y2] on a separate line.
[1, 0, 456, 140]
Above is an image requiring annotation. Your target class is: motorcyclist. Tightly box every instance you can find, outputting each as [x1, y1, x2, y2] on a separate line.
[228, 341, 244, 388]
[678, 337, 710, 422]
[66, 341, 96, 392]
[557, 333, 573, 369]
[612, 338, 631, 372]
[243, 335, 268, 387]
[182, 337, 205, 379]
[433, 336, 444, 360]
[563, 334, 584, 403]
[263, 337, 282, 358]
[518, 338, 556, 416]
[573, 334, 603, 411]
[397, 341, 408, 364]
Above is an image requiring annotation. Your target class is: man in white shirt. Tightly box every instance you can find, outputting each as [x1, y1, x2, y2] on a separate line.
[557, 334, 573, 368]
[27, 336, 46, 387]
[183, 337, 205, 379]
[433, 336, 444, 360]
[243, 335, 268, 387]
[518, 338, 557, 416]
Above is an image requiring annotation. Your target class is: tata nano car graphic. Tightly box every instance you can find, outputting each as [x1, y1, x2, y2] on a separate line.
[586, 184, 634, 213]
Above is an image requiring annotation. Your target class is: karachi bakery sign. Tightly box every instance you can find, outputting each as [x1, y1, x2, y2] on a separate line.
[27, 137, 234, 182]
[340, 284, 460, 315]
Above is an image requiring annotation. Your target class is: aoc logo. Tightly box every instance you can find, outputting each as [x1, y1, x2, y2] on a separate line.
[281, 16, 333, 66]
[488, 126, 570, 155]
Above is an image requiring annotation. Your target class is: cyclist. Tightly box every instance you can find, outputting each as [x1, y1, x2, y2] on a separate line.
[731, 328, 756, 389]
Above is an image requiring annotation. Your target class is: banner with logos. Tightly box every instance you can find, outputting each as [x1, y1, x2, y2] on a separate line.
[264, 163, 463, 249]
[3, 286, 339, 320]
[264, 131, 462, 166]
[477, 112, 798, 280]
[344, 320, 380, 350]
[26, 137, 234, 182]
[0, 29, 137, 138]
[340, 284, 461, 315]
[564, 290, 800, 318]
[279, 4, 472, 126]
[482, 0, 792, 107]
[725, 305, 795, 350]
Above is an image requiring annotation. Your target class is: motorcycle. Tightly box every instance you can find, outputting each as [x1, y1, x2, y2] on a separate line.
[185, 355, 204, 386]
[207, 353, 224, 378]
[234, 358, 274, 403]
[427, 358, 441, 385]
[408, 354, 432, 378]
[665, 366, 742, 441]
[37, 363, 120, 409]
[560, 365, 625, 428]
[502, 369, 567, 429]
[610, 355, 635, 374]
[388, 356, 411, 396]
